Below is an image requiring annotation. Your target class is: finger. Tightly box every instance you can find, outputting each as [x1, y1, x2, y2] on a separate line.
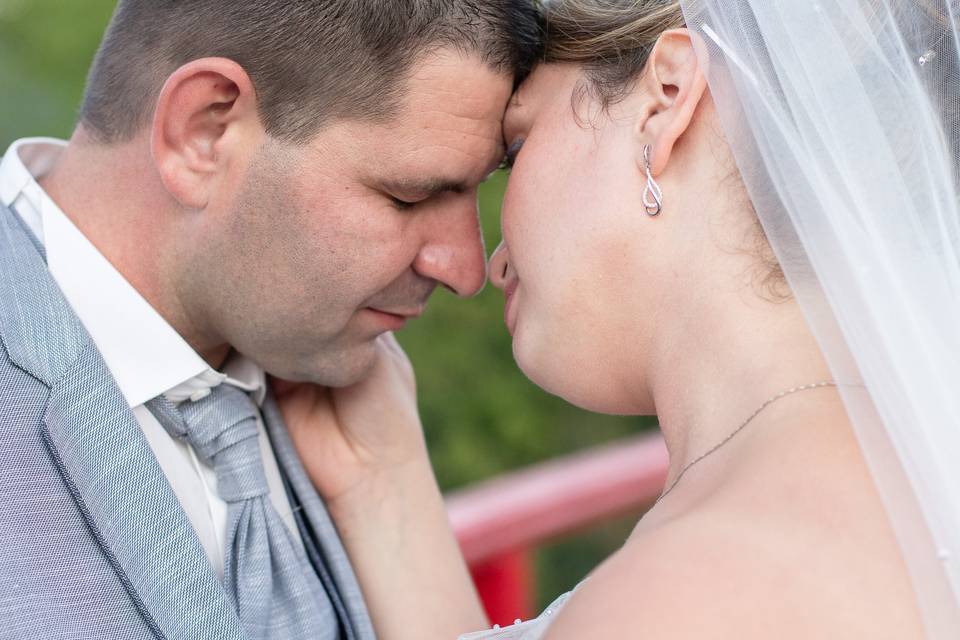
[379, 332, 404, 357]
[378, 333, 413, 370]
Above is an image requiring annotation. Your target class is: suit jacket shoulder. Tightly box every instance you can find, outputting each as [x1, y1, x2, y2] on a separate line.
[0, 203, 245, 640]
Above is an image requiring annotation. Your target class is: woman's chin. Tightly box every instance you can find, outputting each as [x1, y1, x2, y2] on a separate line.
[513, 331, 636, 415]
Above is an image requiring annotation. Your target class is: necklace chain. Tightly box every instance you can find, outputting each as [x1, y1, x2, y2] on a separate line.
[653, 381, 838, 507]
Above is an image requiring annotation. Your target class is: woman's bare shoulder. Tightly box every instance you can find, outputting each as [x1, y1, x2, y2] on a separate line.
[542, 513, 782, 639]
[542, 508, 922, 640]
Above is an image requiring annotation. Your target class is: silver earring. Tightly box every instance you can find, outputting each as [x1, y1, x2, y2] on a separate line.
[643, 144, 663, 217]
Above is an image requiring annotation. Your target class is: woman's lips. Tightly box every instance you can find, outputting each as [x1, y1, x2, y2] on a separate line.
[503, 279, 519, 336]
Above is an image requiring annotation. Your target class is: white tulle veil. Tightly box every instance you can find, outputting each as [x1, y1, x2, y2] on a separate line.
[676, 0, 960, 634]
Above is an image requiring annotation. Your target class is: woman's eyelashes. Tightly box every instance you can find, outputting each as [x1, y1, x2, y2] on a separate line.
[501, 138, 526, 170]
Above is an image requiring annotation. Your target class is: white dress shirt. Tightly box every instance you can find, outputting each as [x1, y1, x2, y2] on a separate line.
[0, 138, 305, 579]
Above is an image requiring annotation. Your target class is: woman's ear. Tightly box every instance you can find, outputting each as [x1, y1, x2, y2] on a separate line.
[150, 57, 260, 209]
[634, 29, 708, 177]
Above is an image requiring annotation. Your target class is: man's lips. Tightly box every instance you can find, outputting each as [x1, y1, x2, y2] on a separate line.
[364, 306, 424, 331]
[367, 306, 424, 319]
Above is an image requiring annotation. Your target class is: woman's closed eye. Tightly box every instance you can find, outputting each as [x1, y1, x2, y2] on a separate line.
[501, 138, 525, 170]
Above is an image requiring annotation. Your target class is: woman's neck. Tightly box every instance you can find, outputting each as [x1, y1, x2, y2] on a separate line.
[646, 285, 835, 492]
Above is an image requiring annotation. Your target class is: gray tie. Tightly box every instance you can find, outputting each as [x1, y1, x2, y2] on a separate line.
[147, 384, 333, 639]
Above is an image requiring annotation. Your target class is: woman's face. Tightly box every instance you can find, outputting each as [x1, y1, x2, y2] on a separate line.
[490, 63, 672, 414]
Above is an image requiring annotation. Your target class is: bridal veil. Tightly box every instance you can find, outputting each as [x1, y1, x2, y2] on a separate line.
[677, 0, 960, 635]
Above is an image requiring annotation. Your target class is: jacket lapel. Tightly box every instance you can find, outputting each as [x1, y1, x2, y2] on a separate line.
[0, 204, 244, 640]
[42, 355, 246, 640]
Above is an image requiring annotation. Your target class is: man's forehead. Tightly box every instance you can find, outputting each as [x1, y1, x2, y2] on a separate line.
[373, 54, 510, 178]
[403, 49, 514, 125]
[315, 50, 510, 188]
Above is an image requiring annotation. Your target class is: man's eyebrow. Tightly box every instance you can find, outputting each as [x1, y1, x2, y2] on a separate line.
[383, 146, 507, 196]
[381, 177, 469, 197]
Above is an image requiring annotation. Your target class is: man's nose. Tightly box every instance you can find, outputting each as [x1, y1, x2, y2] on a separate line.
[413, 201, 487, 298]
[488, 241, 512, 291]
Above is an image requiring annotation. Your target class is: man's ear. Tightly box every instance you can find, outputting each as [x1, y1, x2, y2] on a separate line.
[151, 57, 259, 209]
[634, 29, 708, 177]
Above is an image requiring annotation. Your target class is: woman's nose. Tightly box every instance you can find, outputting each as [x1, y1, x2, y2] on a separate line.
[488, 241, 513, 291]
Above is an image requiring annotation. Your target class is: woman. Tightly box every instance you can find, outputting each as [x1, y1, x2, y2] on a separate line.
[280, 1, 960, 637]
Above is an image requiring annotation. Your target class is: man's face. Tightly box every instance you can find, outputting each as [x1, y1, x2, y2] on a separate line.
[194, 50, 513, 385]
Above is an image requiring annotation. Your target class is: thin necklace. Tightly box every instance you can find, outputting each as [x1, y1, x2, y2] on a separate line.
[653, 381, 838, 507]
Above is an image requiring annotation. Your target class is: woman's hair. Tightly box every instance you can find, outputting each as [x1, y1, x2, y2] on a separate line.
[541, 1, 686, 109]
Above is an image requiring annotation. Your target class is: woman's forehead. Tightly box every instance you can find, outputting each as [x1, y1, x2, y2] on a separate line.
[508, 63, 584, 116]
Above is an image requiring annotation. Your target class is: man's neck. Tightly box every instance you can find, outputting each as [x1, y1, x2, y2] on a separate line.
[39, 128, 230, 369]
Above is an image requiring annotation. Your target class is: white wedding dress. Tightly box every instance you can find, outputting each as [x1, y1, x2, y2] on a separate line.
[458, 591, 574, 640]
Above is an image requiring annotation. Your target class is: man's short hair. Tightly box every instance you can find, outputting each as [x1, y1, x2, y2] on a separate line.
[80, 0, 543, 144]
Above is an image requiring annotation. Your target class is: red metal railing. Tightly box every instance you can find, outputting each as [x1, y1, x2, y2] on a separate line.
[446, 433, 669, 626]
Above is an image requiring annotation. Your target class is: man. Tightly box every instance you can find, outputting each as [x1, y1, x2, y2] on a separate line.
[0, 1, 541, 639]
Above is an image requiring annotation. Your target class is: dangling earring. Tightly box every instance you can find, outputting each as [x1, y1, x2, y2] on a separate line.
[643, 144, 663, 217]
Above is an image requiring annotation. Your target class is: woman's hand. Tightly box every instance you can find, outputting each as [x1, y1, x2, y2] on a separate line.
[273, 332, 428, 505]
[273, 333, 487, 639]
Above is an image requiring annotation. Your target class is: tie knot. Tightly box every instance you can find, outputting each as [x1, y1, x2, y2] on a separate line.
[178, 383, 259, 450]
[148, 383, 268, 502]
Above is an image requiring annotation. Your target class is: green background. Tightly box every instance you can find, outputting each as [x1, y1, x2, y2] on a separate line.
[0, 0, 655, 611]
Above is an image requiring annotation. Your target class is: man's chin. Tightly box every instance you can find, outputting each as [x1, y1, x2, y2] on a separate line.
[278, 340, 379, 388]
[319, 353, 378, 389]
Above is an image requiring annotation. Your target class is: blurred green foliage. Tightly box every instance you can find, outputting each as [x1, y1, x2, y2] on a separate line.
[0, 0, 655, 608]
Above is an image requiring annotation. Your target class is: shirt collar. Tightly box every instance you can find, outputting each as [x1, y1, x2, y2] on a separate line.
[0, 137, 63, 243]
[0, 138, 267, 408]
[163, 351, 268, 406]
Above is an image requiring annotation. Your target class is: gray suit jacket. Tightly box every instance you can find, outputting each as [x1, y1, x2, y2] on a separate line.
[0, 202, 375, 640]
